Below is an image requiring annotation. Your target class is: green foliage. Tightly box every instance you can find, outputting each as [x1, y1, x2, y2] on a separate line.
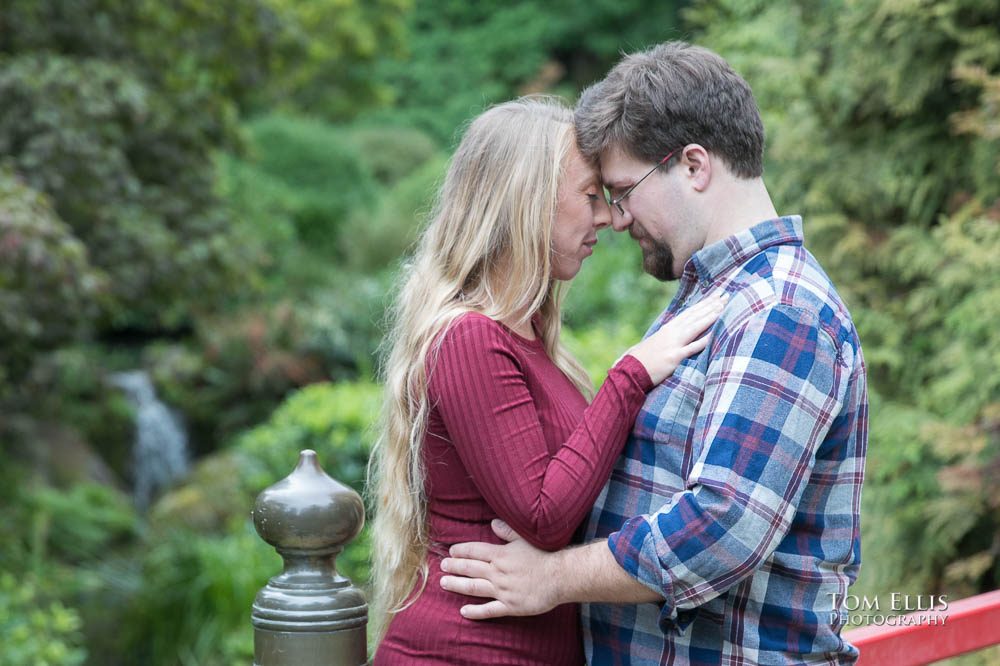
[220, 117, 445, 279]
[0, 458, 34, 576]
[884, 204, 1000, 418]
[0, 574, 86, 666]
[0, 0, 271, 117]
[25, 484, 137, 566]
[264, 0, 411, 119]
[854, 395, 942, 596]
[0, 0, 409, 121]
[294, 273, 394, 378]
[215, 151, 319, 298]
[347, 126, 441, 187]
[149, 274, 389, 452]
[234, 380, 380, 585]
[562, 228, 674, 331]
[0, 2, 484, 664]
[689, 0, 1000, 599]
[125, 523, 278, 666]
[0, 171, 106, 387]
[243, 114, 379, 261]
[341, 154, 448, 272]
[235, 381, 381, 494]
[217, 122, 441, 295]
[0, 53, 247, 332]
[121, 380, 379, 664]
[0, 0, 411, 352]
[15, 346, 138, 484]
[371, 1, 550, 141]
[371, 0, 688, 143]
[563, 323, 646, 388]
[246, 115, 376, 207]
[148, 303, 330, 452]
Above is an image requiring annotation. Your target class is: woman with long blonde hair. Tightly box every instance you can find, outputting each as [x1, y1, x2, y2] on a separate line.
[369, 97, 723, 664]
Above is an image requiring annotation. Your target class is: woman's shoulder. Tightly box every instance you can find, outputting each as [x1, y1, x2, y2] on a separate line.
[438, 311, 514, 351]
[427, 313, 521, 396]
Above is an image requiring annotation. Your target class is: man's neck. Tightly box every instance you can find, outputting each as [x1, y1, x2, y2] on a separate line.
[703, 176, 778, 246]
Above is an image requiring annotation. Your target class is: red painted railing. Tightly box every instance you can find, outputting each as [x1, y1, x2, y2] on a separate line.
[844, 590, 1000, 665]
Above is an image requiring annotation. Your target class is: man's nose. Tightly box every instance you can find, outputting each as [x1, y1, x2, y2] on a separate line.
[610, 209, 632, 233]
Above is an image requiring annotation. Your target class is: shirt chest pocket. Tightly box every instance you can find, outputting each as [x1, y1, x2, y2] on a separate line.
[634, 360, 708, 477]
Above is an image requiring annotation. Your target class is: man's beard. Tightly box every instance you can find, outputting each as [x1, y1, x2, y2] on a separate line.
[641, 238, 676, 281]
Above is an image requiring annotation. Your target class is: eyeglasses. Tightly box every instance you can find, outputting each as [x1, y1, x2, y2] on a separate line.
[605, 148, 680, 216]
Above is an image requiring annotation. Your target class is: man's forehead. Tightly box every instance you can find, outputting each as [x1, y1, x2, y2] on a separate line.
[599, 145, 645, 182]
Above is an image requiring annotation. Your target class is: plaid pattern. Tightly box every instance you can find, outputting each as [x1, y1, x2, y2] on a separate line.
[582, 217, 868, 665]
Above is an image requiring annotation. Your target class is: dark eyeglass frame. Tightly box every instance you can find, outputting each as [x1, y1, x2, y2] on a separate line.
[606, 148, 681, 216]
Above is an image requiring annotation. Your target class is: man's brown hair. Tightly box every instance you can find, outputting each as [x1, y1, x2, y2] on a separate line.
[575, 41, 765, 178]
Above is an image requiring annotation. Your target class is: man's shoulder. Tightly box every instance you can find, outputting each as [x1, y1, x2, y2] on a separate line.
[727, 243, 860, 357]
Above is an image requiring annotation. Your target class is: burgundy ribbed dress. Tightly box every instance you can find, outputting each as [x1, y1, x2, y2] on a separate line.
[374, 312, 652, 665]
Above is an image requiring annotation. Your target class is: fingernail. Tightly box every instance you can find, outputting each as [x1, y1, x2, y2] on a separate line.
[441, 559, 450, 572]
[460, 606, 469, 617]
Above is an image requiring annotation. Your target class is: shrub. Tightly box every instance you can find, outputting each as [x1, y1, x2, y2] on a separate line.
[234, 380, 380, 585]
[149, 303, 329, 453]
[562, 322, 646, 388]
[23, 346, 136, 481]
[244, 114, 379, 260]
[0, 573, 86, 666]
[25, 483, 137, 565]
[347, 125, 441, 187]
[0, 170, 106, 387]
[124, 523, 277, 666]
[150, 277, 387, 454]
[341, 155, 448, 273]
[234, 380, 380, 494]
[0, 54, 247, 332]
[124, 380, 380, 664]
[296, 272, 393, 379]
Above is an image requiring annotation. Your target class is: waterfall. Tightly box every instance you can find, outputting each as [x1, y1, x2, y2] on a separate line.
[108, 370, 190, 511]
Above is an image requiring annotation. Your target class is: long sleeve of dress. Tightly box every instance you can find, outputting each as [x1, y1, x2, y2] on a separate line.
[427, 313, 653, 551]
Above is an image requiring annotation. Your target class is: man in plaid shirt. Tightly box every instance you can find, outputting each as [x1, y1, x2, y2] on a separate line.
[441, 41, 868, 665]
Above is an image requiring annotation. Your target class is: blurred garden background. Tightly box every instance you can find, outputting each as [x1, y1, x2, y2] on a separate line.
[1, 0, 998, 664]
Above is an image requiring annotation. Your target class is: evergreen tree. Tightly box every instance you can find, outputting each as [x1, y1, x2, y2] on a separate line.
[689, 0, 1000, 598]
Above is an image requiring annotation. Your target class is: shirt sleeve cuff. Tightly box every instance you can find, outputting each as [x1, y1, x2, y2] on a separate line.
[608, 516, 697, 635]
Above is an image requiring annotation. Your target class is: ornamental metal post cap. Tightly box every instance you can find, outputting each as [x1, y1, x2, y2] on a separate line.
[251, 449, 368, 666]
[253, 449, 364, 551]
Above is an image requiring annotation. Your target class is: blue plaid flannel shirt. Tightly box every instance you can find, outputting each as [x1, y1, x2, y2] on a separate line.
[582, 216, 868, 665]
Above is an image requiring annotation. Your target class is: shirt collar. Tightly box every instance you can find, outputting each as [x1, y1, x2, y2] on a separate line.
[683, 215, 804, 287]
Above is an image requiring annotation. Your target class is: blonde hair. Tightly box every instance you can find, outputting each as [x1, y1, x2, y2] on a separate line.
[367, 97, 593, 642]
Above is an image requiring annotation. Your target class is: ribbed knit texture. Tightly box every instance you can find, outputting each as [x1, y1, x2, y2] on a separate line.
[375, 312, 652, 665]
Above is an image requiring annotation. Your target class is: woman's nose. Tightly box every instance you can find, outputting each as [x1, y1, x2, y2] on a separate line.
[595, 199, 612, 230]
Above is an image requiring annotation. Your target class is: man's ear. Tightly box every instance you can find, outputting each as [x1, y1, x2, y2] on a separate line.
[680, 144, 711, 192]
